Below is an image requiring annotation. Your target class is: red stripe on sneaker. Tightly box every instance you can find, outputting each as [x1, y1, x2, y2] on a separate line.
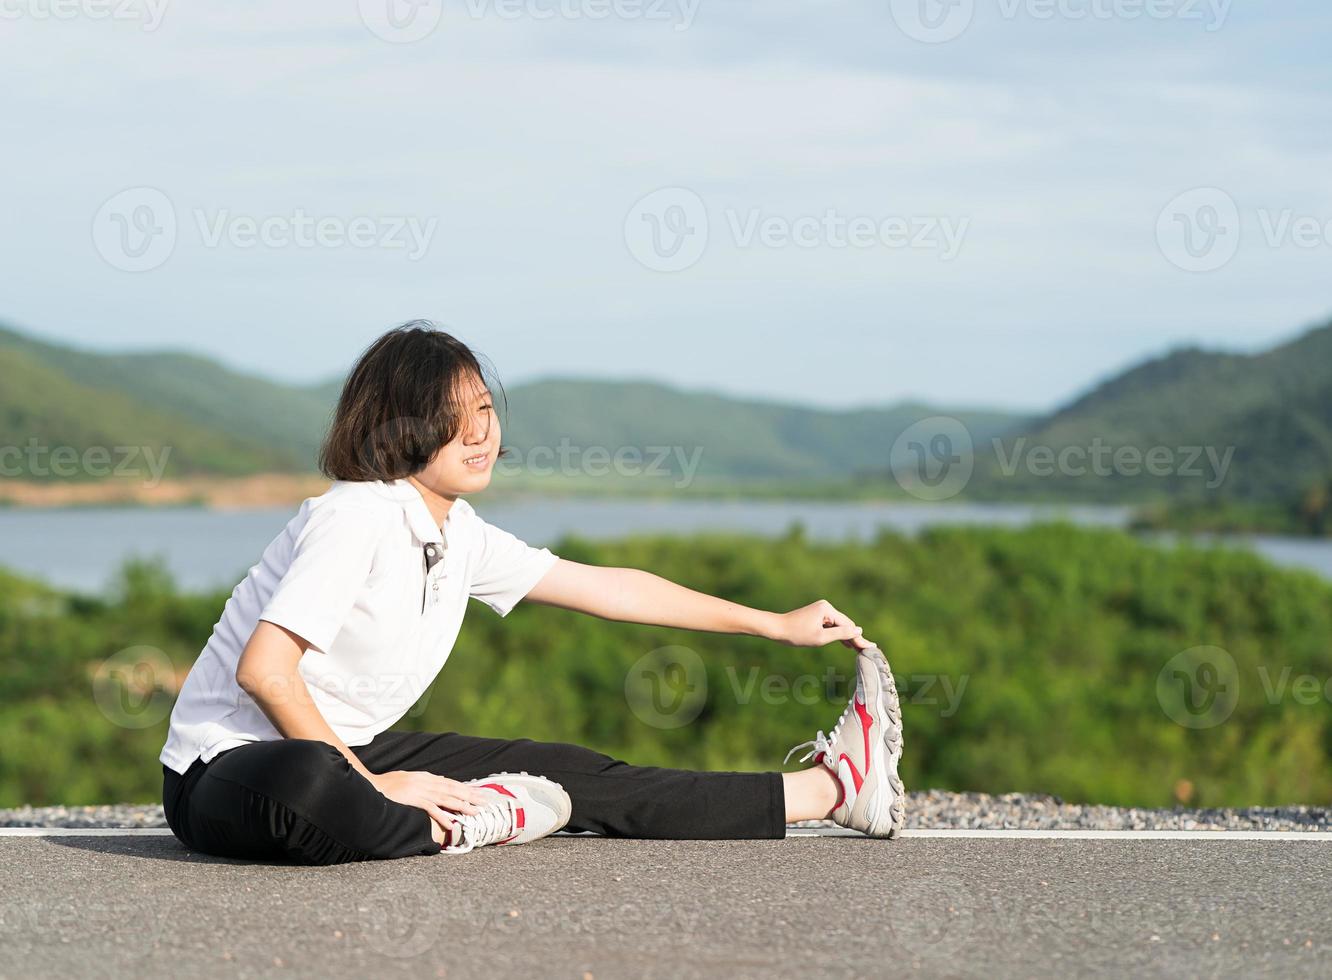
[480, 783, 517, 799]
[833, 696, 876, 794]
[854, 695, 875, 776]
[838, 754, 865, 792]
[496, 809, 526, 846]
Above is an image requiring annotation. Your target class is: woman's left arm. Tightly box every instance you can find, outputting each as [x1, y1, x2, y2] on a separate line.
[524, 558, 871, 650]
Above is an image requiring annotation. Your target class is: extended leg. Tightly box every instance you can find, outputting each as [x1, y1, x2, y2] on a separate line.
[354, 729, 788, 840]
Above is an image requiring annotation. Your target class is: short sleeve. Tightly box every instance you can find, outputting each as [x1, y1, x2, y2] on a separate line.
[467, 518, 559, 618]
[258, 504, 390, 653]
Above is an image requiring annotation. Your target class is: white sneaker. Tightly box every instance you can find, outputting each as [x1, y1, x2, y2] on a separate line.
[784, 645, 905, 839]
[440, 772, 572, 854]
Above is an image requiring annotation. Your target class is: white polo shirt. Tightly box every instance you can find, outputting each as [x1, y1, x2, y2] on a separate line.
[159, 478, 559, 775]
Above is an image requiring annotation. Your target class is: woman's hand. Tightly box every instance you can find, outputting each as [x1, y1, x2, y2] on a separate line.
[770, 599, 872, 650]
[368, 769, 490, 840]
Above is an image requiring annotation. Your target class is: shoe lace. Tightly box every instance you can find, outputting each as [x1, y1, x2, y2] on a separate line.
[441, 801, 518, 855]
[783, 695, 856, 766]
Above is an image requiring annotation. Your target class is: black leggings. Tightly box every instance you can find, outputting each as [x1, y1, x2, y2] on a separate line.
[162, 728, 786, 865]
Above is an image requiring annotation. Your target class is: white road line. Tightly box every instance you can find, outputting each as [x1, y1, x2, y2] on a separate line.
[2, 827, 1330, 840]
[788, 828, 1332, 841]
[0, 828, 175, 836]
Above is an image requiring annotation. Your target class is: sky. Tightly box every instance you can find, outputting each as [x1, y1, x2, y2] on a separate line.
[3, 0, 1330, 413]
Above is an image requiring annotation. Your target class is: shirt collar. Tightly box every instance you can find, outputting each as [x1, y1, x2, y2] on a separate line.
[375, 478, 468, 546]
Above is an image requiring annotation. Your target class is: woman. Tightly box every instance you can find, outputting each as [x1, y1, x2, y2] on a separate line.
[159, 322, 905, 864]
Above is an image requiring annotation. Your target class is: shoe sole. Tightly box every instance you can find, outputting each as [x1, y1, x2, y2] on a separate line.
[860, 646, 906, 839]
[467, 770, 574, 835]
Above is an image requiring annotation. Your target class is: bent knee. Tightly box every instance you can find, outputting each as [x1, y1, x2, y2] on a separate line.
[208, 738, 352, 808]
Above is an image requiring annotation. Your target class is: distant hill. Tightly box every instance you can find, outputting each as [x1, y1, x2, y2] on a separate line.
[971, 320, 1332, 503]
[498, 377, 1026, 482]
[0, 324, 330, 474]
[0, 343, 293, 478]
[0, 323, 1029, 485]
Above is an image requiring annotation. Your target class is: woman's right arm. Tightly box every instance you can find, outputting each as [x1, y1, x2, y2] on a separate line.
[235, 620, 485, 834]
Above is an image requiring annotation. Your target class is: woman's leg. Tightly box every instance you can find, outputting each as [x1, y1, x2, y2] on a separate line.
[782, 766, 842, 821]
[164, 738, 439, 865]
[353, 729, 792, 840]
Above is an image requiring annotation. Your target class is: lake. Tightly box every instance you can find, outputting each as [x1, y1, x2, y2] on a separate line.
[1, 497, 1330, 594]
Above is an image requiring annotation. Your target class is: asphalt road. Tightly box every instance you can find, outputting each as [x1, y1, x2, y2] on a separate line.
[1, 832, 1329, 979]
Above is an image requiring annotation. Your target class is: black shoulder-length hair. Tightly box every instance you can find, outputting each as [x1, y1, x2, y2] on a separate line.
[318, 320, 512, 481]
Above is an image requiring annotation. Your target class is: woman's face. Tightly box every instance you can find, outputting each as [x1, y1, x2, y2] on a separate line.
[420, 373, 499, 495]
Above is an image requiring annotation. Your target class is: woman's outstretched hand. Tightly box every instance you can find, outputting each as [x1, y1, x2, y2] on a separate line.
[771, 599, 873, 650]
[369, 769, 489, 841]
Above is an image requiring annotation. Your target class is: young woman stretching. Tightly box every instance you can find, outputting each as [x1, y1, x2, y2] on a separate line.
[159, 322, 905, 864]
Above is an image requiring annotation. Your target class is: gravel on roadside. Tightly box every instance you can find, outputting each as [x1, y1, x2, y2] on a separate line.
[3, 790, 1330, 832]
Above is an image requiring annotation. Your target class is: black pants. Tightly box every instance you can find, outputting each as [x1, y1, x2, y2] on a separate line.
[162, 729, 786, 865]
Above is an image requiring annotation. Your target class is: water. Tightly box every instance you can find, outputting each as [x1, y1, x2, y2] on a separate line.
[1, 498, 1329, 594]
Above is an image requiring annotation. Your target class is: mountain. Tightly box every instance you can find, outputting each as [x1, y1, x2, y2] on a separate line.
[0, 343, 294, 478]
[972, 320, 1332, 503]
[498, 378, 1026, 482]
[0, 324, 331, 472]
[0, 323, 1029, 485]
